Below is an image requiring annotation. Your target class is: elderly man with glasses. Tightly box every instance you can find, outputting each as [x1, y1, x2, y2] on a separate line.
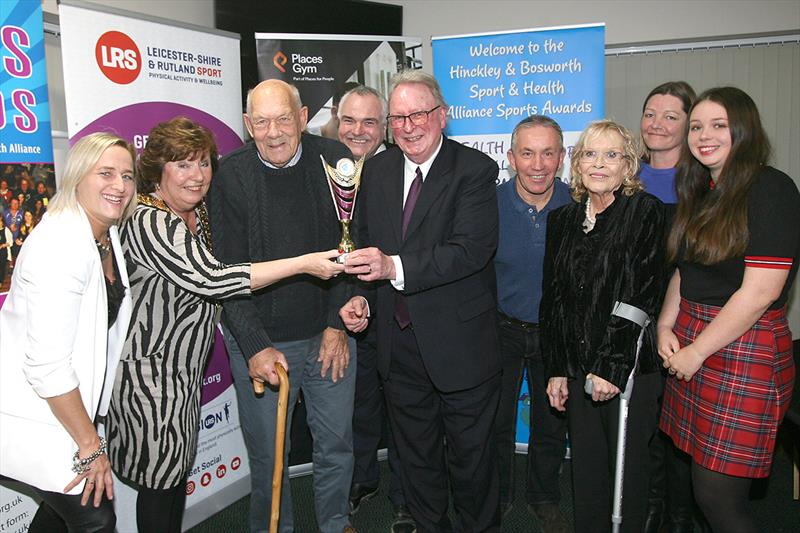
[339, 70, 502, 532]
[210, 79, 357, 533]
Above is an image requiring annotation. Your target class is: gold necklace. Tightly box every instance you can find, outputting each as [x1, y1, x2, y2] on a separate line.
[137, 193, 213, 251]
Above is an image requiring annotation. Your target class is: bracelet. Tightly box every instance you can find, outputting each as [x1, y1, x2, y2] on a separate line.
[71, 437, 107, 475]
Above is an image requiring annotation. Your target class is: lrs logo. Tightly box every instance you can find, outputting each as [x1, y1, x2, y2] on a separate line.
[95, 31, 141, 84]
[273, 51, 287, 73]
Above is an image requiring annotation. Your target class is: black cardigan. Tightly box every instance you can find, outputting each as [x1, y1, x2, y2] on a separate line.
[208, 134, 353, 359]
[541, 190, 666, 390]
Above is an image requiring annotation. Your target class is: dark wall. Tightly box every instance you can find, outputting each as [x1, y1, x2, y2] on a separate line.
[215, 0, 403, 110]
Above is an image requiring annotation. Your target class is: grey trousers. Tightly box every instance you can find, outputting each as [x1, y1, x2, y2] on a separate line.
[223, 327, 356, 533]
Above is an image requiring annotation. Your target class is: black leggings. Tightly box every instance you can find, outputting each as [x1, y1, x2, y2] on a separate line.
[136, 482, 187, 533]
[691, 462, 756, 533]
[29, 488, 115, 533]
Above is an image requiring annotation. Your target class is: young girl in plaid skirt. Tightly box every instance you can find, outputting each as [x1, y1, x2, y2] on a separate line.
[657, 86, 799, 533]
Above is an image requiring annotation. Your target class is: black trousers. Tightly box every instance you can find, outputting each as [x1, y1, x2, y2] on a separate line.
[29, 487, 115, 533]
[383, 323, 501, 533]
[352, 326, 405, 505]
[494, 316, 567, 506]
[567, 371, 662, 533]
[133, 481, 187, 533]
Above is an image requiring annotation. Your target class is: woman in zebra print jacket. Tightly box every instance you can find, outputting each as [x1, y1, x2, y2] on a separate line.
[105, 117, 343, 532]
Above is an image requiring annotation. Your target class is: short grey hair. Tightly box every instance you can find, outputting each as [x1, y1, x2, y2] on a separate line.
[338, 85, 388, 125]
[245, 80, 303, 116]
[388, 70, 448, 109]
[510, 115, 565, 152]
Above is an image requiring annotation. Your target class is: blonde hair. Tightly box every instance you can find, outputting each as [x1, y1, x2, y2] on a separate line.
[569, 120, 642, 202]
[48, 132, 138, 222]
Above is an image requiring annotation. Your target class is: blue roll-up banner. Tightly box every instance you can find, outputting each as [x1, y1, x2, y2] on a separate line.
[433, 23, 604, 184]
[433, 24, 605, 449]
[1, 0, 54, 166]
[0, 0, 56, 524]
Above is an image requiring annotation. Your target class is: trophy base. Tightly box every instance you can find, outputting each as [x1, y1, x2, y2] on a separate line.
[335, 252, 349, 264]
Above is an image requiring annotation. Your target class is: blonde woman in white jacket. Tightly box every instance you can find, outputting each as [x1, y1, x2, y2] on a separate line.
[0, 133, 136, 532]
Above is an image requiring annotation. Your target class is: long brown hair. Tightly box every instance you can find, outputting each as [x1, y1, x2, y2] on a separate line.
[667, 87, 771, 264]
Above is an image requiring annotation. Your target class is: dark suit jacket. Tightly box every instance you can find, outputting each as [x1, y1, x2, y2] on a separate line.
[355, 137, 501, 392]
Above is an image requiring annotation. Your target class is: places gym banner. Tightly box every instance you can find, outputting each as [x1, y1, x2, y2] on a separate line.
[432, 23, 605, 184]
[57, 1, 246, 530]
[0, 0, 53, 165]
[433, 24, 605, 450]
[0, 0, 56, 296]
[255, 33, 422, 136]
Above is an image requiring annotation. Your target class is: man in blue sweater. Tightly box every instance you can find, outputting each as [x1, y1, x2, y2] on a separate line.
[493, 115, 571, 533]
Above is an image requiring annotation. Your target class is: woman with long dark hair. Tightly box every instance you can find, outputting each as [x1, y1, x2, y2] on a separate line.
[658, 87, 799, 532]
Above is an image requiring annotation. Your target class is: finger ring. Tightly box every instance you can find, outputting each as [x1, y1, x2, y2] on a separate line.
[668, 368, 676, 375]
[87, 480, 95, 484]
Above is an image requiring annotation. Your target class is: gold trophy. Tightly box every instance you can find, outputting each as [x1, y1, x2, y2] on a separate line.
[321, 155, 365, 263]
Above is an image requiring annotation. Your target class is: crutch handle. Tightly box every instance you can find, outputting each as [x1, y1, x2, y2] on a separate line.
[269, 364, 289, 533]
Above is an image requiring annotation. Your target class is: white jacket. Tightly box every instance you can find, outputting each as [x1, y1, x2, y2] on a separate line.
[0, 207, 131, 493]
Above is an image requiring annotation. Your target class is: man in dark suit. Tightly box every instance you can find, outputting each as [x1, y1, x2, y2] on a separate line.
[339, 70, 501, 532]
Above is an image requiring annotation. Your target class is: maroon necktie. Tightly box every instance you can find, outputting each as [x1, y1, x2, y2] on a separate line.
[402, 167, 423, 239]
[395, 167, 423, 328]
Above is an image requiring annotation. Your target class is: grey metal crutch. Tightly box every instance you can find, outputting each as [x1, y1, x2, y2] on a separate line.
[584, 301, 651, 533]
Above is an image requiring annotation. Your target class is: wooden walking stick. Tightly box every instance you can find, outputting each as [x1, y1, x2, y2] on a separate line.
[252, 364, 290, 533]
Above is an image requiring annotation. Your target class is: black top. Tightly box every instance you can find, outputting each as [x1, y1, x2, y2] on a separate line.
[209, 134, 353, 359]
[679, 166, 800, 309]
[541, 190, 667, 390]
[105, 251, 124, 327]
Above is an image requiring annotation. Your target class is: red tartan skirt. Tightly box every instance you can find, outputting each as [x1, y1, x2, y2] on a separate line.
[659, 299, 795, 478]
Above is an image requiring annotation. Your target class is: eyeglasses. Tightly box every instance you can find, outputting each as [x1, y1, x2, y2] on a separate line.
[249, 114, 295, 131]
[578, 150, 627, 165]
[387, 106, 441, 129]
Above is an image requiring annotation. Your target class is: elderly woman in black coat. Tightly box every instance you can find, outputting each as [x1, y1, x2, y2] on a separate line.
[542, 120, 666, 533]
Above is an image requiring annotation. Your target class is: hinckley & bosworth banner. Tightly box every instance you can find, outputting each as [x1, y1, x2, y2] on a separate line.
[433, 23, 605, 183]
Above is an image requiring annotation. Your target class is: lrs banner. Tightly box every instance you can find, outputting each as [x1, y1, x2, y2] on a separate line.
[58, 0, 243, 153]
